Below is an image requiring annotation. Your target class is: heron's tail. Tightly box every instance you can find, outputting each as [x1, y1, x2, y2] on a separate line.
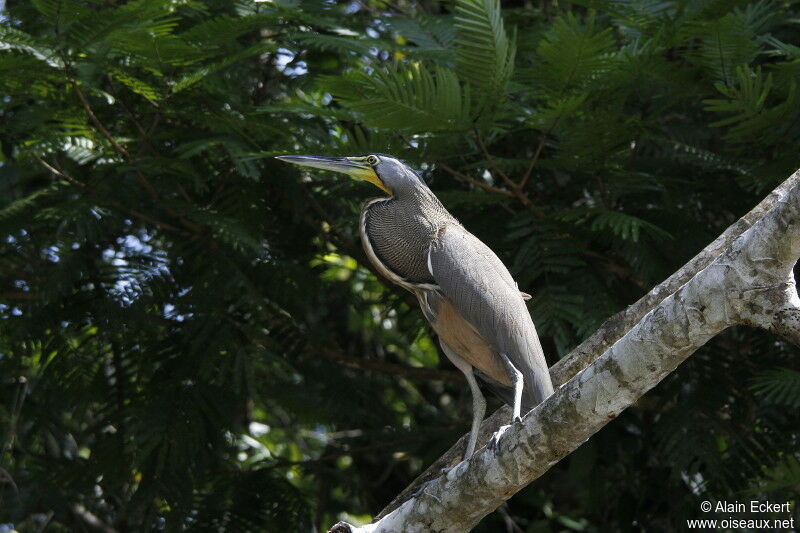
[520, 328, 554, 411]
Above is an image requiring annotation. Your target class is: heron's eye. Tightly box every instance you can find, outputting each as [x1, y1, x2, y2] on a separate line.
[366, 155, 379, 166]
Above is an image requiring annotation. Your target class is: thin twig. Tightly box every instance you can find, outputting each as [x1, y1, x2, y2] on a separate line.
[246, 325, 460, 382]
[34, 155, 88, 189]
[144, 112, 161, 142]
[474, 130, 533, 205]
[265, 428, 455, 472]
[72, 80, 132, 160]
[34, 156, 190, 236]
[71, 81, 204, 234]
[396, 133, 529, 205]
[520, 109, 569, 190]
[70, 504, 117, 533]
[317, 346, 461, 382]
[474, 130, 515, 189]
[0, 292, 38, 300]
[519, 135, 546, 190]
[498, 504, 525, 533]
[106, 76, 153, 153]
[63, 53, 159, 202]
[176, 183, 193, 203]
[435, 160, 517, 199]
[72, 81, 160, 200]
[583, 250, 649, 291]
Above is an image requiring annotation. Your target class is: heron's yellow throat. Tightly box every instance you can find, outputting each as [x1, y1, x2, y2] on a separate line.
[274, 155, 391, 195]
[344, 156, 391, 195]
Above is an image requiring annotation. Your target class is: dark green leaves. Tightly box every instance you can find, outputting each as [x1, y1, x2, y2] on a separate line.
[327, 63, 471, 131]
[454, 0, 515, 115]
[2, 0, 800, 531]
[751, 368, 800, 408]
[535, 12, 615, 95]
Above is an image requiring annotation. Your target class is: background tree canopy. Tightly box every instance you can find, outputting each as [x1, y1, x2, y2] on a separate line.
[1, 0, 798, 531]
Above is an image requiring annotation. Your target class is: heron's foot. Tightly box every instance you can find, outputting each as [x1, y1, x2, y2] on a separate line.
[411, 478, 442, 500]
[409, 464, 453, 499]
[411, 480, 429, 499]
[487, 424, 511, 452]
[487, 417, 523, 453]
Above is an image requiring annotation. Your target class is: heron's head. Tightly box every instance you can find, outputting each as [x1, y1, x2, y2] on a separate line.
[275, 153, 424, 197]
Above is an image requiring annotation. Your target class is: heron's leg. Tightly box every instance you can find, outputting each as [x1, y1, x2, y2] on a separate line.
[459, 365, 485, 459]
[488, 353, 524, 452]
[439, 342, 486, 460]
[499, 353, 523, 423]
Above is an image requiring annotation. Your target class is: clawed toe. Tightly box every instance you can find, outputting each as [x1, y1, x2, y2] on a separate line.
[411, 479, 434, 499]
[487, 424, 511, 453]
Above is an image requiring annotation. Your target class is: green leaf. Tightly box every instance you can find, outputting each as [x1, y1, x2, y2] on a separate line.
[0, 27, 62, 67]
[327, 62, 472, 132]
[703, 66, 800, 142]
[110, 68, 164, 104]
[757, 455, 800, 493]
[388, 14, 456, 63]
[172, 43, 275, 94]
[0, 184, 64, 222]
[389, 15, 455, 50]
[530, 286, 584, 354]
[751, 368, 800, 408]
[556, 208, 673, 243]
[761, 35, 800, 60]
[682, 12, 761, 85]
[535, 12, 615, 95]
[454, 0, 515, 116]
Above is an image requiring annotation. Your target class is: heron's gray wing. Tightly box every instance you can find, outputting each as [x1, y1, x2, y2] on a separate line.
[428, 224, 553, 408]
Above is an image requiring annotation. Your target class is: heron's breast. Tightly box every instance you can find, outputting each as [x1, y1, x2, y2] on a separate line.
[360, 199, 438, 288]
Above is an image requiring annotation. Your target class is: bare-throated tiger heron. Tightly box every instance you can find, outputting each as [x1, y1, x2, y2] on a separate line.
[276, 153, 554, 459]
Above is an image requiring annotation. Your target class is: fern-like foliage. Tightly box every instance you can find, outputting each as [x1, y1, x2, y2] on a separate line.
[704, 66, 800, 143]
[326, 62, 472, 131]
[751, 368, 800, 408]
[2, 0, 799, 531]
[758, 455, 800, 493]
[534, 12, 615, 95]
[0, 27, 62, 67]
[388, 15, 456, 63]
[454, 0, 515, 117]
[556, 207, 673, 243]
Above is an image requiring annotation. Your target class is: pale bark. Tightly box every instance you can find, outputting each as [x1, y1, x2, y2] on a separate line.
[330, 169, 800, 533]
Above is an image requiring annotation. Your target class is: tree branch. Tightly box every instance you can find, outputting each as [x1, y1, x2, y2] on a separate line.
[551, 168, 800, 387]
[518, 135, 545, 190]
[435, 160, 519, 200]
[71, 81, 204, 235]
[70, 504, 118, 533]
[520, 115, 562, 191]
[374, 170, 800, 519]
[757, 289, 800, 347]
[474, 130, 515, 189]
[0, 292, 38, 301]
[329, 168, 800, 532]
[34, 156, 191, 236]
[317, 346, 461, 382]
[72, 80, 133, 161]
[244, 327, 461, 382]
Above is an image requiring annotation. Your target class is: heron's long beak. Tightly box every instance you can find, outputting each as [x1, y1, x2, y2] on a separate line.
[275, 155, 391, 195]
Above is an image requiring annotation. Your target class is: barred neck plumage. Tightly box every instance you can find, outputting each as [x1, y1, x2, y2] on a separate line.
[359, 186, 455, 290]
